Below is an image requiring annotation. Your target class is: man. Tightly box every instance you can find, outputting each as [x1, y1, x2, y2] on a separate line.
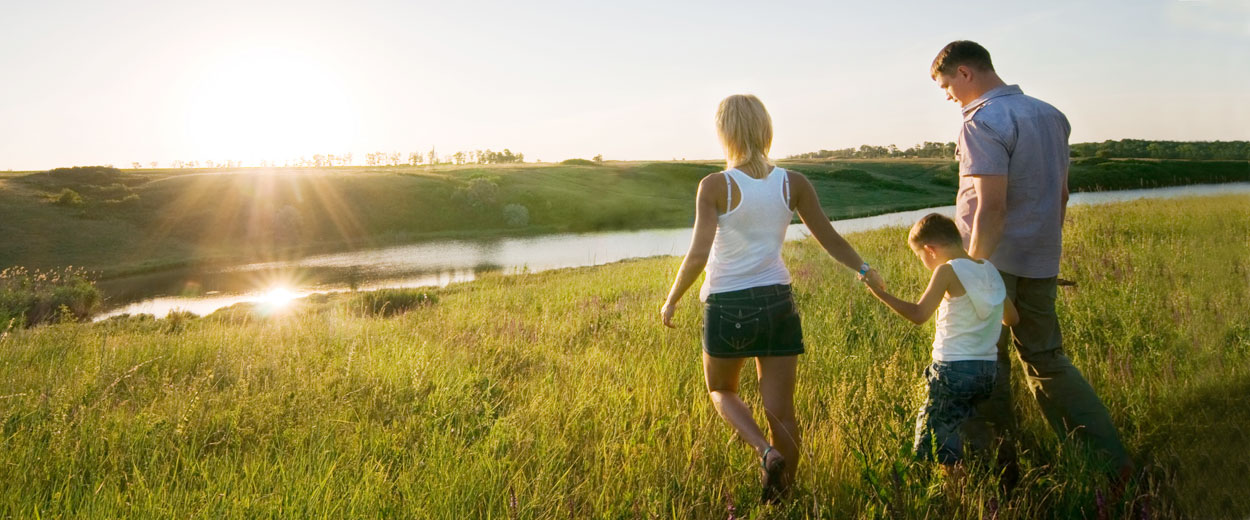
[929, 40, 1132, 478]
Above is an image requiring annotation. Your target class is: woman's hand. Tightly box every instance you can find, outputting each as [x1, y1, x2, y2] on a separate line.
[660, 302, 677, 328]
[859, 268, 886, 292]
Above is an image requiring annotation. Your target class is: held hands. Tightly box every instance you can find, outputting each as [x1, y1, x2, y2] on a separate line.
[858, 268, 886, 292]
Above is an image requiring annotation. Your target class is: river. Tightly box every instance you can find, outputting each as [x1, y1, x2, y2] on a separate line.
[95, 182, 1250, 319]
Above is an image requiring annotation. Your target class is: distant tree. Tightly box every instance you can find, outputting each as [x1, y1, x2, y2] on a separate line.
[453, 151, 465, 165]
[131, 162, 142, 169]
[149, 161, 158, 168]
[593, 154, 603, 164]
[427, 148, 437, 165]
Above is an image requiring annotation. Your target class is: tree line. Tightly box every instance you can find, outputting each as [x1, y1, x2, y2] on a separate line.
[787, 142, 957, 160]
[1070, 140, 1250, 160]
[789, 140, 1250, 161]
[124, 148, 527, 169]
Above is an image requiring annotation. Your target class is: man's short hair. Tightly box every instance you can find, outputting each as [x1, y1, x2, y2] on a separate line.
[930, 40, 995, 78]
[909, 213, 964, 247]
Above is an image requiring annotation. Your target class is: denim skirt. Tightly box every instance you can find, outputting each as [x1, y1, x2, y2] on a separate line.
[702, 284, 804, 358]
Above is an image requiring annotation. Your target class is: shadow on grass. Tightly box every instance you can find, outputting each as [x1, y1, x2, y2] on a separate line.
[1145, 377, 1250, 518]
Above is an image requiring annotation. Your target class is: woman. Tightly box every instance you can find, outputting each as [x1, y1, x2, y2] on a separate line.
[660, 94, 882, 501]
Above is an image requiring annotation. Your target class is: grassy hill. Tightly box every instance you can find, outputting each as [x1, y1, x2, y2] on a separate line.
[1, 159, 1245, 277]
[0, 195, 1246, 517]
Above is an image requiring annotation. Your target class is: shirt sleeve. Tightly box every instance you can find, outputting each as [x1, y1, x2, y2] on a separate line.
[958, 119, 1009, 176]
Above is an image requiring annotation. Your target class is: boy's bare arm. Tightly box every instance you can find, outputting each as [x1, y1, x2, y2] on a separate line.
[863, 265, 954, 325]
[1002, 297, 1019, 327]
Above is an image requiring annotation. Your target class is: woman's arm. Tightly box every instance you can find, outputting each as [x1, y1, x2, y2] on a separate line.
[863, 264, 954, 325]
[789, 170, 884, 287]
[660, 175, 721, 328]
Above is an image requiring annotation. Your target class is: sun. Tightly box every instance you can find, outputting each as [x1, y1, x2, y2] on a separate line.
[258, 286, 297, 310]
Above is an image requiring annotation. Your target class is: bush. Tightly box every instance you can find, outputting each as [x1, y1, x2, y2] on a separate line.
[0, 266, 101, 327]
[352, 289, 437, 317]
[930, 170, 959, 187]
[560, 158, 597, 166]
[46, 165, 122, 182]
[96, 313, 160, 333]
[163, 310, 199, 333]
[55, 188, 84, 206]
[453, 178, 500, 208]
[503, 203, 530, 227]
[30, 166, 124, 189]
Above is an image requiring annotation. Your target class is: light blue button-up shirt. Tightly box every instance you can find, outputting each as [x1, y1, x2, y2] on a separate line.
[954, 84, 1071, 279]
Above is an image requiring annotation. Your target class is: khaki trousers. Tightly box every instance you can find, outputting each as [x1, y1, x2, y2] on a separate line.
[965, 272, 1130, 469]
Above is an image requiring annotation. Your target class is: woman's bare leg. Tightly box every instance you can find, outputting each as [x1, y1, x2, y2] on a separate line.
[756, 355, 800, 483]
[703, 352, 772, 456]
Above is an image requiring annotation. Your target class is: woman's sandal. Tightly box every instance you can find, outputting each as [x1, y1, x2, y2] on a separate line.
[760, 446, 787, 503]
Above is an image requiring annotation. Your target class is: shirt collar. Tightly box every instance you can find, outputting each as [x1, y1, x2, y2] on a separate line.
[961, 84, 1023, 117]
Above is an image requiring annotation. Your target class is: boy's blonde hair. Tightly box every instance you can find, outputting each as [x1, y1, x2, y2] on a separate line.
[909, 213, 964, 247]
[716, 94, 773, 170]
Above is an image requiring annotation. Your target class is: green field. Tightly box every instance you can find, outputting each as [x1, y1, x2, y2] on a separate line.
[1, 195, 1247, 518]
[2, 159, 1245, 278]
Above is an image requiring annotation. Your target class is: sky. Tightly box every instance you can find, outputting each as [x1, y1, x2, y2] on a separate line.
[1, 0, 1248, 170]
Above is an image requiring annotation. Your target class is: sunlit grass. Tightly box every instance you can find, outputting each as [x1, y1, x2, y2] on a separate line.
[0, 195, 1246, 518]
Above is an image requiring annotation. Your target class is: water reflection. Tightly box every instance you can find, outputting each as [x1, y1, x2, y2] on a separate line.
[95, 182, 1250, 320]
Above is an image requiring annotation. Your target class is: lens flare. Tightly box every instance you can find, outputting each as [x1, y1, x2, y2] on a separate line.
[258, 286, 297, 310]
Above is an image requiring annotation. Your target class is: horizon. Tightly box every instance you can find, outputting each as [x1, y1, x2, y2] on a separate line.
[2, 0, 1248, 171]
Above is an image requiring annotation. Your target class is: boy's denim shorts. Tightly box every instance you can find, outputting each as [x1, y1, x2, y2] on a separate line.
[702, 284, 804, 358]
[914, 359, 996, 465]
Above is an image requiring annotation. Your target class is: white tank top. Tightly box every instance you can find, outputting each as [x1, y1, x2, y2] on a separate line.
[699, 167, 794, 301]
[932, 258, 1006, 362]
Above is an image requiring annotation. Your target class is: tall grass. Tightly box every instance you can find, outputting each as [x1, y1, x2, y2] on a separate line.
[0, 196, 1246, 518]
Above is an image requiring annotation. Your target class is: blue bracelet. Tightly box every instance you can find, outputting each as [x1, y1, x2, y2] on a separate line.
[858, 262, 870, 276]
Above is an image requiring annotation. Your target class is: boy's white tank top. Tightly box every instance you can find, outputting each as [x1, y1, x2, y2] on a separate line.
[699, 167, 794, 301]
[932, 258, 1006, 362]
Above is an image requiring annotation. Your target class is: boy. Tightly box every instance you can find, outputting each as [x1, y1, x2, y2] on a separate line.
[860, 213, 1018, 468]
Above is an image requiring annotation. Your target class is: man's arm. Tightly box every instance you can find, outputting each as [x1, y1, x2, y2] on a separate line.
[968, 174, 1007, 260]
[1060, 172, 1069, 225]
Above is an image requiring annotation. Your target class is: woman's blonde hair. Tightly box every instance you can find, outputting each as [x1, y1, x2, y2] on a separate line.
[716, 94, 773, 171]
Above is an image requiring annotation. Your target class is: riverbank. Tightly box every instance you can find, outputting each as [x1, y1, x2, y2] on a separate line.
[1, 195, 1247, 517]
[3, 159, 1246, 277]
